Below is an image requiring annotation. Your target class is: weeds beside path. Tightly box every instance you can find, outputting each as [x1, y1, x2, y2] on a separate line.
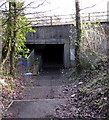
[1, 59, 109, 119]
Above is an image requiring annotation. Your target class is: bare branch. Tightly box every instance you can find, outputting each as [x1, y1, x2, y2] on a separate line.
[0, 2, 7, 8]
[8, 1, 35, 11]
[22, 1, 34, 10]
[2, 2, 35, 26]
[80, 0, 105, 11]
[24, 7, 60, 15]
[80, 4, 97, 11]
[2, 17, 10, 26]
[35, 0, 46, 9]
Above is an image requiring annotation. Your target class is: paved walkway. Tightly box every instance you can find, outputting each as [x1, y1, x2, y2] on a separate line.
[5, 69, 71, 118]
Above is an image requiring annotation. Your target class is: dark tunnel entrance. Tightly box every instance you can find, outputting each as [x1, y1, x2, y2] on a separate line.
[42, 44, 64, 69]
[26, 44, 64, 70]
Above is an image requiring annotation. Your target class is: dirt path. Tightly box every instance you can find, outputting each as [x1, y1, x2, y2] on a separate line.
[4, 68, 76, 118]
[21, 69, 68, 99]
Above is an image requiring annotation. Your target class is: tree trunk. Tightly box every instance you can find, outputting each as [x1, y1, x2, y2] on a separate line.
[75, 0, 82, 73]
[10, 2, 17, 76]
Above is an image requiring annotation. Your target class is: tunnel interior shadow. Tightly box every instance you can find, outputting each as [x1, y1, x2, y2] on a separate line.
[26, 44, 64, 71]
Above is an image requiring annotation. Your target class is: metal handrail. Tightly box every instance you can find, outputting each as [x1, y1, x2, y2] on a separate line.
[27, 11, 109, 26]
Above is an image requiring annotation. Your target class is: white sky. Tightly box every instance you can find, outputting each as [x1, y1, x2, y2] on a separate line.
[0, 0, 108, 16]
[24, 0, 109, 16]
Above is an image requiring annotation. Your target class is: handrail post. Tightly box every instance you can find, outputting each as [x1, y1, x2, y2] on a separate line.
[107, 11, 109, 21]
[50, 16, 52, 25]
[88, 13, 90, 21]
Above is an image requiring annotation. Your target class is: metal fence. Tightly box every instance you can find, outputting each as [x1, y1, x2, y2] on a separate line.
[28, 14, 75, 26]
[27, 11, 109, 26]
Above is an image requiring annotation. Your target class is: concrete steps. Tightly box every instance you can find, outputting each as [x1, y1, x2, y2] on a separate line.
[4, 84, 68, 118]
[5, 85, 67, 118]
[34, 79, 66, 86]
[21, 86, 65, 99]
[4, 71, 70, 118]
[6, 99, 68, 118]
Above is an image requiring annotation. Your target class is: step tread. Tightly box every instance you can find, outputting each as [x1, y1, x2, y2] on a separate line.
[21, 86, 65, 99]
[6, 99, 68, 118]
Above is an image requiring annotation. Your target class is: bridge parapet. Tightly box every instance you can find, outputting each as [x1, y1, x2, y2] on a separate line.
[26, 24, 75, 44]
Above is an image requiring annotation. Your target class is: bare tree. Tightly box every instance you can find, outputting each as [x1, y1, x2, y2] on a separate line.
[75, 0, 82, 73]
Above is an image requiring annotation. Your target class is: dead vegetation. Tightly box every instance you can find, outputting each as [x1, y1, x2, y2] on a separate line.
[55, 60, 109, 119]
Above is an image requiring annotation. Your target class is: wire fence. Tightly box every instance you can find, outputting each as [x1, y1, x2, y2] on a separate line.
[27, 11, 109, 26]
